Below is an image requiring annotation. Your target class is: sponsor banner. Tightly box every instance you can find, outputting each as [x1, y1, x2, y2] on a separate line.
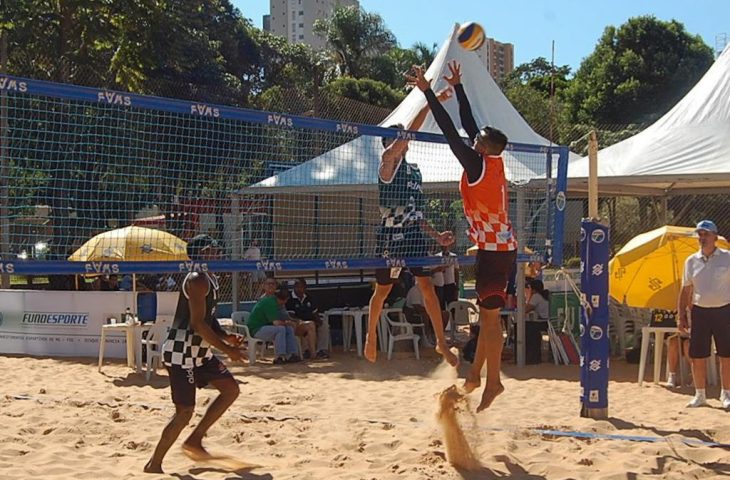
[579, 219, 610, 411]
[0, 290, 177, 357]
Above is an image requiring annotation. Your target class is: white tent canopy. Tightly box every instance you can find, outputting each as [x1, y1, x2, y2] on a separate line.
[567, 44, 730, 196]
[250, 24, 560, 192]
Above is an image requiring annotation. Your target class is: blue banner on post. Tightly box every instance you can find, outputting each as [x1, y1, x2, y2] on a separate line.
[579, 219, 610, 411]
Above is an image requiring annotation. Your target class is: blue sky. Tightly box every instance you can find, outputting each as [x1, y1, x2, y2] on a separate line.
[235, 0, 728, 72]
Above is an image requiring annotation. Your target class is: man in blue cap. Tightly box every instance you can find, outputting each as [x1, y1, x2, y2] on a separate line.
[678, 220, 730, 408]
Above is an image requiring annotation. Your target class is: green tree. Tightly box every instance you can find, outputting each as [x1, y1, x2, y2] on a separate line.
[313, 5, 396, 78]
[322, 77, 404, 109]
[500, 57, 572, 142]
[246, 28, 328, 98]
[502, 57, 571, 97]
[369, 42, 438, 89]
[566, 16, 713, 125]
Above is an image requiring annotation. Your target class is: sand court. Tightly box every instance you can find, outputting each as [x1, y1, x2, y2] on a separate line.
[1, 352, 730, 479]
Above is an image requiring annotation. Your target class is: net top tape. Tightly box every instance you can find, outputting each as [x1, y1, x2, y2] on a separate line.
[1, 74, 561, 155]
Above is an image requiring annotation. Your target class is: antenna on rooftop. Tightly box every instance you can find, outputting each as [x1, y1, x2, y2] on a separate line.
[716, 33, 727, 58]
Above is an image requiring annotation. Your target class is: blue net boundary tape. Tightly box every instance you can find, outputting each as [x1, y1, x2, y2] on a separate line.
[0, 253, 544, 275]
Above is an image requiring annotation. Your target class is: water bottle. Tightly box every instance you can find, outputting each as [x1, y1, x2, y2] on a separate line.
[125, 307, 132, 324]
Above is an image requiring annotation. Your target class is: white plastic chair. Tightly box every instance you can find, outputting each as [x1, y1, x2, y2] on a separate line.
[382, 311, 420, 360]
[231, 311, 267, 365]
[141, 315, 174, 381]
[446, 300, 479, 338]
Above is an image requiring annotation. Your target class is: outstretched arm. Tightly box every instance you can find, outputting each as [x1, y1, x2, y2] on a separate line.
[443, 61, 479, 141]
[380, 88, 453, 182]
[407, 66, 483, 184]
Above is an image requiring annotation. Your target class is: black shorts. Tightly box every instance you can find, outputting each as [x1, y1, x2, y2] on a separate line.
[435, 283, 459, 310]
[166, 356, 233, 406]
[375, 225, 431, 285]
[375, 266, 430, 285]
[475, 249, 517, 309]
[689, 304, 730, 358]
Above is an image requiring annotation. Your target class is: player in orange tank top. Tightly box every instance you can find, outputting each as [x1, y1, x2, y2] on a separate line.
[409, 61, 517, 413]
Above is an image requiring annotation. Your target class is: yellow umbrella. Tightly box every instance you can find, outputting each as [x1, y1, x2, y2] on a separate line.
[609, 225, 730, 310]
[68, 226, 189, 262]
[69, 226, 189, 316]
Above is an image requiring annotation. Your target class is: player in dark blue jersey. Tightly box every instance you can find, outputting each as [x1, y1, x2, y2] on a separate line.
[365, 84, 458, 367]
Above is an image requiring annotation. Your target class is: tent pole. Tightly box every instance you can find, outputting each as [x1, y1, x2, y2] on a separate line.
[133, 273, 137, 320]
[515, 188, 526, 367]
[588, 131, 599, 219]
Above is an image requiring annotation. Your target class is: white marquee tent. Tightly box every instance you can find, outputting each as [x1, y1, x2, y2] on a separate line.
[250, 24, 562, 193]
[567, 44, 730, 196]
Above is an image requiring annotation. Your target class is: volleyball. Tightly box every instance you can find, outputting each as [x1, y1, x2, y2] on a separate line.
[457, 22, 485, 51]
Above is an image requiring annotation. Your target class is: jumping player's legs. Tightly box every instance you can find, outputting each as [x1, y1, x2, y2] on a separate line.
[414, 273, 458, 366]
[464, 250, 516, 413]
[365, 271, 395, 363]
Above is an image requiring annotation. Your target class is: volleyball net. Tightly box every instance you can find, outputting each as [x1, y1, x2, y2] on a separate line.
[0, 74, 568, 277]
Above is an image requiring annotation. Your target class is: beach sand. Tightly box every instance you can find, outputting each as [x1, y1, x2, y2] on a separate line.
[1, 351, 729, 479]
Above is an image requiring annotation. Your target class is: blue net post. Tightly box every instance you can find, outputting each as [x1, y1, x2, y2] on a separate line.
[579, 219, 610, 418]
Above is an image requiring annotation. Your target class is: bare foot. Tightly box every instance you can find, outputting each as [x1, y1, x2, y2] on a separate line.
[143, 460, 163, 474]
[463, 371, 481, 393]
[476, 381, 504, 413]
[182, 441, 213, 462]
[364, 334, 377, 363]
[436, 344, 459, 367]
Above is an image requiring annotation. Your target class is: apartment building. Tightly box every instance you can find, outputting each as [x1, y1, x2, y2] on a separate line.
[264, 0, 360, 49]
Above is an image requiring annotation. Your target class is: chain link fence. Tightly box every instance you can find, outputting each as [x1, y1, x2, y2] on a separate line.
[5, 57, 726, 304]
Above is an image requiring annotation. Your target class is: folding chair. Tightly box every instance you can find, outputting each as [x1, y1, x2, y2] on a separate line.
[446, 300, 479, 339]
[231, 311, 266, 365]
[382, 311, 420, 360]
[141, 315, 174, 381]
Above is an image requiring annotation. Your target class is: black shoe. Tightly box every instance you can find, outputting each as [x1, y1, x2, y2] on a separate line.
[315, 350, 330, 359]
[286, 355, 302, 363]
[273, 356, 287, 365]
[303, 350, 312, 360]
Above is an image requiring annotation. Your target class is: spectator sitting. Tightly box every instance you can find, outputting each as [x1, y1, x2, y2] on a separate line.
[102, 274, 120, 291]
[403, 283, 437, 346]
[666, 333, 691, 388]
[119, 274, 133, 291]
[261, 276, 317, 360]
[247, 282, 301, 364]
[524, 279, 550, 364]
[287, 278, 330, 360]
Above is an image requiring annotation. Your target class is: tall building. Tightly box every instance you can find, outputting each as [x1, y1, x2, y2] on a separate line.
[265, 0, 360, 50]
[475, 37, 514, 83]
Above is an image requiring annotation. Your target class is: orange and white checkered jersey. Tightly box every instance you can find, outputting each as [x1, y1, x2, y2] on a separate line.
[459, 154, 518, 252]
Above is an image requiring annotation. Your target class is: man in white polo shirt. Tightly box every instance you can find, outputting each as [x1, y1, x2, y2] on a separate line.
[678, 220, 730, 408]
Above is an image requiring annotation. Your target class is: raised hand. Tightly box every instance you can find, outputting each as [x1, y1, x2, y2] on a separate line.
[443, 60, 462, 86]
[435, 86, 454, 103]
[405, 64, 431, 92]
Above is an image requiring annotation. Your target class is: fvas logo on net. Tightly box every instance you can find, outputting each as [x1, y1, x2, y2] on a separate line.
[0, 77, 28, 92]
[84, 263, 120, 274]
[267, 114, 293, 127]
[97, 91, 131, 106]
[191, 104, 220, 117]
